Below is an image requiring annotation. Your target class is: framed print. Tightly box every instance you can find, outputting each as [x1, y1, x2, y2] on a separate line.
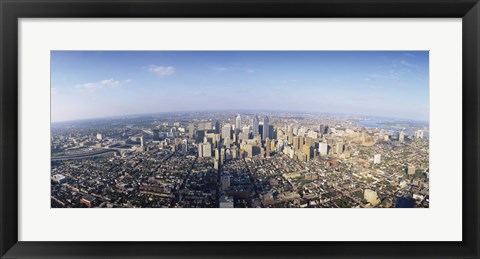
[1, 0, 479, 258]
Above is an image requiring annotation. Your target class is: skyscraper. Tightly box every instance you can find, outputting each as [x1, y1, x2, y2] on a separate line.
[268, 125, 274, 139]
[319, 125, 326, 134]
[266, 138, 271, 158]
[262, 116, 269, 141]
[152, 129, 160, 141]
[293, 136, 301, 150]
[214, 121, 220, 134]
[253, 115, 259, 138]
[318, 142, 328, 156]
[195, 130, 206, 143]
[188, 123, 195, 139]
[198, 142, 212, 157]
[235, 114, 242, 132]
[287, 128, 293, 143]
[302, 144, 313, 161]
[415, 130, 424, 139]
[399, 131, 405, 143]
[222, 124, 231, 140]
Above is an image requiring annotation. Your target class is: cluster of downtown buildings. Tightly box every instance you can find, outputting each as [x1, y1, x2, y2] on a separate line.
[51, 112, 429, 208]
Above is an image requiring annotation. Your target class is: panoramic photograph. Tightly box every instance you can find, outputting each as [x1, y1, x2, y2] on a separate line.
[51, 51, 429, 208]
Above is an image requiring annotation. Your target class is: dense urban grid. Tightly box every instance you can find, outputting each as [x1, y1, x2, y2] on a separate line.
[51, 111, 429, 208]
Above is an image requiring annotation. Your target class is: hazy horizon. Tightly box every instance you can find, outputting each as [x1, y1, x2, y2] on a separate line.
[51, 51, 429, 122]
[51, 108, 429, 125]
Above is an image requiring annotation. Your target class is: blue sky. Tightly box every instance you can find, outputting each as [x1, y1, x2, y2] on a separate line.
[51, 51, 429, 122]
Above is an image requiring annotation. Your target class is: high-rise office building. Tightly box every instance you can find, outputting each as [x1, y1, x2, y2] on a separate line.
[302, 144, 313, 161]
[415, 130, 424, 139]
[244, 144, 253, 158]
[293, 136, 301, 150]
[195, 130, 206, 143]
[335, 141, 344, 155]
[202, 142, 212, 157]
[319, 125, 326, 134]
[268, 125, 274, 139]
[214, 121, 220, 134]
[188, 123, 195, 139]
[152, 129, 160, 141]
[361, 128, 366, 143]
[399, 131, 405, 143]
[235, 114, 242, 132]
[305, 137, 314, 147]
[320, 125, 329, 134]
[287, 129, 294, 143]
[262, 116, 269, 141]
[266, 138, 271, 158]
[318, 142, 328, 156]
[222, 124, 231, 140]
[253, 115, 259, 137]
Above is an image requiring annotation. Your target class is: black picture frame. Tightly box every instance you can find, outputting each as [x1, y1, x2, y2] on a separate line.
[1, 0, 479, 258]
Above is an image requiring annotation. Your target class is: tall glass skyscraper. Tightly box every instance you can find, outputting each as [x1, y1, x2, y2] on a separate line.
[263, 116, 269, 141]
[253, 115, 259, 137]
[235, 114, 242, 132]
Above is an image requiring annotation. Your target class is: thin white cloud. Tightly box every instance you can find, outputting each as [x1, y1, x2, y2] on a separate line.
[280, 79, 297, 84]
[392, 59, 418, 69]
[367, 74, 383, 78]
[404, 53, 416, 58]
[51, 88, 60, 94]
[366, 85, 383, 90]
[147, 65, 175, 75]
[365, 73, 398, 81]
[213, 67, 229, 72]
[399, 60, 412, 67]
[74, 78, 130, 91]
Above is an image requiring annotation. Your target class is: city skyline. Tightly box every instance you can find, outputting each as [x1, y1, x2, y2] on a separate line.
[51, 111, 429, 208]
[51, 51, 429, 122]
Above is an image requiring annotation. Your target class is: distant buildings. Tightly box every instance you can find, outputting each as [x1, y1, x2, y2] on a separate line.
[51, 111, 429, 209]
